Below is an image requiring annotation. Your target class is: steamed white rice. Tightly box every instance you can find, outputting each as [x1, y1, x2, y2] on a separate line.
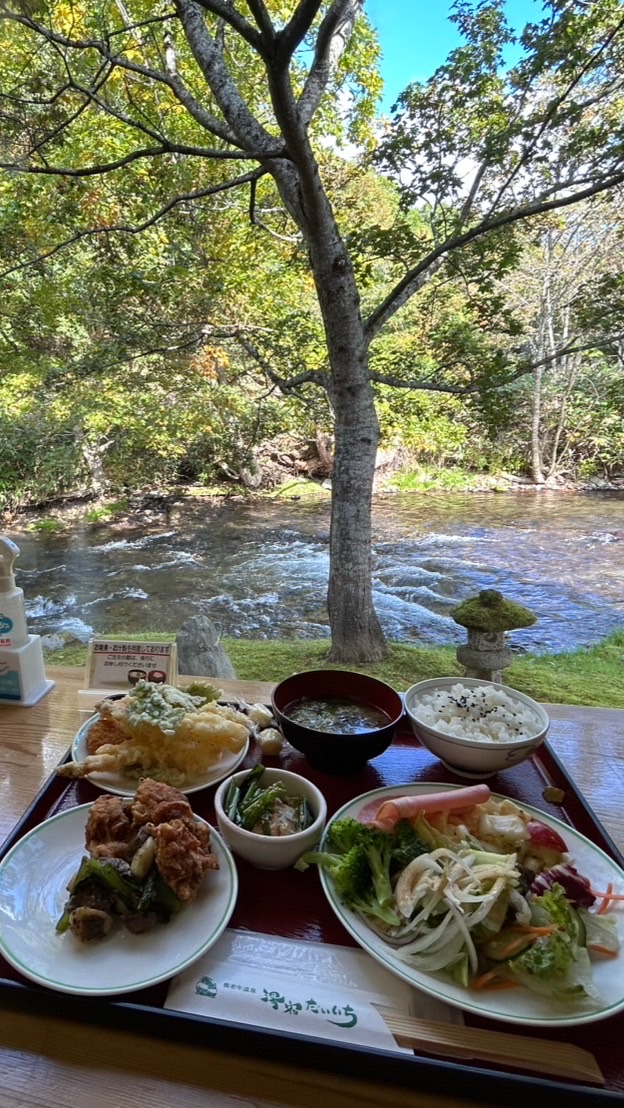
[411, 683, 542, 744]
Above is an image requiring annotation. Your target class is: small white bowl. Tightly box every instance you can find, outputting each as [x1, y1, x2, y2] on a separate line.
[214, 767, 327, 870]
[404, 677, 549, 779]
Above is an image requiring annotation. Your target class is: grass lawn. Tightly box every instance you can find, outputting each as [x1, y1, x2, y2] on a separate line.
[43, 631, 624, 708]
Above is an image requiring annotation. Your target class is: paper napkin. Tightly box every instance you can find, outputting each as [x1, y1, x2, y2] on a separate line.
[165, 929, 463, 1055]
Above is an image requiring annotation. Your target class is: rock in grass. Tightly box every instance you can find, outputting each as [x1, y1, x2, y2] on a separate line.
[176, 615, 237, 679]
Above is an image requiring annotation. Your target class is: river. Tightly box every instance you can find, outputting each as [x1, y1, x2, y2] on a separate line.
[7, 490, 624, 654]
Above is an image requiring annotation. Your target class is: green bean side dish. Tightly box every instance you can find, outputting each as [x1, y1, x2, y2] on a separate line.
[224, 765, 313, 835]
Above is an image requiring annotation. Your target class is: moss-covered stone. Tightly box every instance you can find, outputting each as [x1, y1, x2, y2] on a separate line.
[451, 589, 537, 632]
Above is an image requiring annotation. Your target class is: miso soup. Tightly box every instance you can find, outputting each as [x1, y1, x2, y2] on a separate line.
[285, 697, 390, 734]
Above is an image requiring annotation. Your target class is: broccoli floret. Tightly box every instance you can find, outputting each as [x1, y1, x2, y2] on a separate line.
[297, 814, 434, 928]
[390, 819, 429, 874]
[297, 826, 400, 926]
[358, 826, 396, 910]
[325, 817, 367, 855]
[323, 819, 396, 909]
[328, 843, 401, 926]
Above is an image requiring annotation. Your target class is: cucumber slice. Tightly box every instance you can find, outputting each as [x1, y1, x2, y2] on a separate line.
[482, 930, 535, 962]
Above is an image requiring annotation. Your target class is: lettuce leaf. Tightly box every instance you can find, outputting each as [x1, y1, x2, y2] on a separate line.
[579, 907, 620, 956]
[503, 883, 600, 1006]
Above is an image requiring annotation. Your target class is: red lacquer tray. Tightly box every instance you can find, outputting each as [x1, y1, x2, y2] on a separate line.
[1, 729, 623, 1108]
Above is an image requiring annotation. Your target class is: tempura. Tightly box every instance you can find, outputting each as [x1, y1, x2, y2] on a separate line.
[59, 680, 252, 786]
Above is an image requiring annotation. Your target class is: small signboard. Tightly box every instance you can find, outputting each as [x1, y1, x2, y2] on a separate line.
[84, 639, 178, 692]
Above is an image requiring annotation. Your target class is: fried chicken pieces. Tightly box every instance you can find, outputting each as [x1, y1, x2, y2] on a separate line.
[59, 779, 218, 942]
[91, 779, 219, 900]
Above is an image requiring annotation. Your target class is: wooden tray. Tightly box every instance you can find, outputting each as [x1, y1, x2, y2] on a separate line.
[1, 730, 623, 1108]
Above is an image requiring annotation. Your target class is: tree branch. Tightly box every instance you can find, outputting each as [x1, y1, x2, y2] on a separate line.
[248, 176, 301, 242]
[298, 0, 362, 125]
[20, 61, 113, 161]
[0, 167, 266, 280]
[194, 324, 332, 403]
[487, 13, 624, 217]
[174, 0, 278, 153]
[1, 142, 255, 177]
[275, 0, 324, 60]
[368, 328, 624, 395]
[0, 9, 242, 146]
[244, 0, 275, 41]
[188, 0, 264, 53]
[236, 335, 329, 392]
[366, 170, 624, 342]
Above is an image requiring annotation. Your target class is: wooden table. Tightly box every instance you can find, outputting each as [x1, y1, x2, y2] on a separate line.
[0, 667, 623, 1108]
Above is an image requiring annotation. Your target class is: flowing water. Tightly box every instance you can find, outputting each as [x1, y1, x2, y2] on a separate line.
[8, 490, 624, 654]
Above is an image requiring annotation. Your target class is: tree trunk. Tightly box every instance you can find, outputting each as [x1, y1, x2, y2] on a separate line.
[316, 262, 386, 662]
[269, 152, 387, 661]
[529, 270, 550, 485]
[74, 426, 109, 496]
[529, 360, 545, 484]
[326, 348, 386, 662]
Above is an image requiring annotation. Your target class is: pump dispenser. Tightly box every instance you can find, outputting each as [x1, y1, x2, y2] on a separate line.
[0, 536, 54, 706]
[0, 537, 29, 648]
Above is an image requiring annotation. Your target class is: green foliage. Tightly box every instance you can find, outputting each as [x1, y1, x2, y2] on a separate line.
[27, 517, 66, 533]
[84, 499, 130, 523]
[385, 467, 490, 492]
[0, 0, 623, 511]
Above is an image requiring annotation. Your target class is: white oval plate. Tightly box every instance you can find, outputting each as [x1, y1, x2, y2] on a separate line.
[71, 714, 250, 796]
[318, 783, 624, 1027]
[0, 804, 238, 996]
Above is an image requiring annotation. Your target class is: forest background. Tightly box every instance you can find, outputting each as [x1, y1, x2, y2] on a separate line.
[1, 0, 623, 518]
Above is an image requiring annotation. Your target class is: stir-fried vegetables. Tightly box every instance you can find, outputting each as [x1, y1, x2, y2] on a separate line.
[55, 855, 183, 938]
[301, 795, 622, 1009]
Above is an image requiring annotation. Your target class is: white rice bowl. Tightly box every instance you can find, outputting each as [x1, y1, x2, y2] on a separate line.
[403, 677, 549, 778]
[412, 682, 542, 743]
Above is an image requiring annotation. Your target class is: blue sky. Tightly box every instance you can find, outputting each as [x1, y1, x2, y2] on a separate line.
[366, 1, 546, 111]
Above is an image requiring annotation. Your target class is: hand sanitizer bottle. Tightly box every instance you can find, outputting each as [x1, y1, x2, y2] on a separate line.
[0, 537, 29, 648]
[0, 535, 54, 706]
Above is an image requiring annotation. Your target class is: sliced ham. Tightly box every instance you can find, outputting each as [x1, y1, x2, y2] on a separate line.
[360, 783, 491, 832]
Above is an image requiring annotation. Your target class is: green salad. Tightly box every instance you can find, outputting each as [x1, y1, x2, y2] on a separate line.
[297, 798, 622, 1009]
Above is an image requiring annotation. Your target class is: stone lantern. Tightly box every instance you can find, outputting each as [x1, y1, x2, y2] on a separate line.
[450, 589, 537, 683]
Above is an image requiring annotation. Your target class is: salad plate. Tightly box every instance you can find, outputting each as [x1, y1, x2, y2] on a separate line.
[318, 782, 624, 1027]
[0, 803, 238, 996]
[71, 713, 250, 796]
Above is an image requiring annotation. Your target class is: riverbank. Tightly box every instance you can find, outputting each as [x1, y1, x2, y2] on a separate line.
[2, 464, 624, 531]
[43, 631, 624, 709]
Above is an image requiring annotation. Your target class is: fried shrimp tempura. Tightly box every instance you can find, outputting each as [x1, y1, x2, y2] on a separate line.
[86, 715, 130, 756]
[58, 682, 252, 786]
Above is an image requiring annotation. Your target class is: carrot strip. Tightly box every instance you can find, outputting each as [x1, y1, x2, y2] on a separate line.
[471, 970, 520, 991]
[588, 944, 619, 957]
[496, 937, 533, 959]
[597, 883, 614, 915]
[495, 925, 558, 960]
[471, 970, 499, 989]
